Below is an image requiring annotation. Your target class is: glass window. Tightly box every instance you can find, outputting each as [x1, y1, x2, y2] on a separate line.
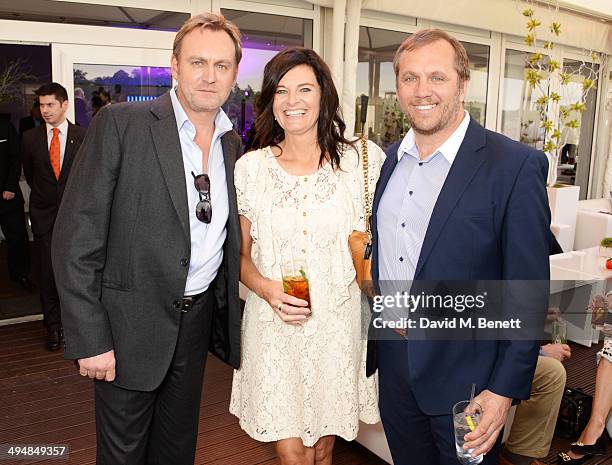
[0, 44, 51, 133]
[356, 27, 489, 149]
[355, 27, 407, 148]
[558, 59, 599, 197]
[221, 9, 313, 146]
[501, 49, 550, 150]
[463, 42, 489, 128]
[73, 64, 172, 128]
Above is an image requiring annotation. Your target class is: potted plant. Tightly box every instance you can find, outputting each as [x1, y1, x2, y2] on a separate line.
[599, 238, 612, 258]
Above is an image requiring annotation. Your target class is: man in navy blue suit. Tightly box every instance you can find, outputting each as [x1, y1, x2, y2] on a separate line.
[367, 29, 550, 465]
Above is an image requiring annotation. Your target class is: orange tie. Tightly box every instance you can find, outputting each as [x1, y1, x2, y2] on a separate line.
[49, 127, 61, 180]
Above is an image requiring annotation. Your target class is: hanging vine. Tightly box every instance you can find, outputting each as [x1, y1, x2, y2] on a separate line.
[520, 2, 604, 185]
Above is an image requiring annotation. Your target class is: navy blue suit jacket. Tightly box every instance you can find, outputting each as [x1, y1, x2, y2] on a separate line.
[367, 118, 551, 415]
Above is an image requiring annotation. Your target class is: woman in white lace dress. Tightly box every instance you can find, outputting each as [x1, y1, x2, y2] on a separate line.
[229, 47, 382, 464]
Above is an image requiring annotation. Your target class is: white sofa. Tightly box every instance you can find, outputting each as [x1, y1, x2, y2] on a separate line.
[574, 198, 612, 251]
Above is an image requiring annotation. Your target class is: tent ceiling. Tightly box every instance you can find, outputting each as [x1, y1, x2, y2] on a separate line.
[0, 0, 188, 30]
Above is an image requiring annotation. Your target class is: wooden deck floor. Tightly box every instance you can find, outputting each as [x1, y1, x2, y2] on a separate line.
[0, 321, 610, 465]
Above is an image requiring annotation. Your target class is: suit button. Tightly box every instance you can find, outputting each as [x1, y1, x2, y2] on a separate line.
[173, 300, 182, 309]
[180, 258, 188, 267]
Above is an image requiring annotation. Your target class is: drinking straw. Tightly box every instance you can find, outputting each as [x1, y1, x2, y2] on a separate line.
[466, 383, 477, 432]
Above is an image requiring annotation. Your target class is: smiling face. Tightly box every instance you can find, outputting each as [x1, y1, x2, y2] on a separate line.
[171, 27, 238, 116]
[396, 39, 467, 136]
[272, 64, 321, 139]
[38, 94, 68, 127]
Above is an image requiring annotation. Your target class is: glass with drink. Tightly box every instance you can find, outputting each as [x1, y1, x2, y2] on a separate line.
[551, 319, 567, 344]
[453, 400, 483, 465]
[282, 264, 311, 307]
[277, 240, 311, 311]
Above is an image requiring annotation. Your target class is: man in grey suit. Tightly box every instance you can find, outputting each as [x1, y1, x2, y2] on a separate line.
[52, 13, 243, 465]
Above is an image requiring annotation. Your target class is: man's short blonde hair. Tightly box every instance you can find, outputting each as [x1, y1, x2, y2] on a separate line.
[393, 29, 470, 84]
[173, 12, 242, 65]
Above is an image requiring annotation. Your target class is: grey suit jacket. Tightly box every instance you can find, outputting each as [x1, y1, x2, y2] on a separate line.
[52, 93, 242, 391]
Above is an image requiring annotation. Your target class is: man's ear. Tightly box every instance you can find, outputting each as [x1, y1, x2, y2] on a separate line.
[171, 54, 179, 81]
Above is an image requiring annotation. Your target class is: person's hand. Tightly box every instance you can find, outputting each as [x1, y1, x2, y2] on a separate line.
[463, 390, 512, 457]
[259, 278, 310, 326]
[541, 343, 571, 361]
[2, 191, 15, 200]
[78, 350, 116, 381]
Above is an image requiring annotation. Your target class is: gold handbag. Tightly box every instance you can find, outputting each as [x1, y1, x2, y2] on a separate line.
[349, 138, 375, 297]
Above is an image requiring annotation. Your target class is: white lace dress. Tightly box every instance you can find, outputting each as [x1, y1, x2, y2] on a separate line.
[229, 141, 383, 446]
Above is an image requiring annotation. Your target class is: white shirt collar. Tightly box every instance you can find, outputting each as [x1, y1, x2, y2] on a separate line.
[46, 118, 68, 135]
[170, 87, 233, 137]
[397, 110, 471, 164]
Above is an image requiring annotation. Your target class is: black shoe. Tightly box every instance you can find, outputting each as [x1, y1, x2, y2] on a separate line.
[17, 276, 35, 291]
[570, 434, 607, 456]
[557, 451, 592, 464]
[46, 329, 62, 351]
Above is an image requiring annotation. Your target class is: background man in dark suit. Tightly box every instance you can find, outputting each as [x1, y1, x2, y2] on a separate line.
[19, 99, 43, 139]
[52, 13, 243, 465]
[21, 83, 86, 350]
[368, 29, 550, 465]
[0, 114, 32, 289]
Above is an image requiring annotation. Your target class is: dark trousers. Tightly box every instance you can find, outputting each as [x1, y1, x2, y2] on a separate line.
[0, 201, 30, 281]
[94, 289, 214, 465]
[34, 231, 60, 331]
[378, 338, 502, 465]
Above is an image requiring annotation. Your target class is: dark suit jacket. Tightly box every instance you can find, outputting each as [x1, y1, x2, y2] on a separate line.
[0, 116, 24, 211]
[52, 93, 243, 392]
[21, 122, 86, 236]
[367, 119, 551, 415]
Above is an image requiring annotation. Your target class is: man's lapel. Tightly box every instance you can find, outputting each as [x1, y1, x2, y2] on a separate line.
[35, 125, 55, 180]
[372, 145, 399, 282]
[414, 119, 488, 278]
[221, 132, 241, 249]
[58, 123, 79, 183]
[150, 93, 190, 241]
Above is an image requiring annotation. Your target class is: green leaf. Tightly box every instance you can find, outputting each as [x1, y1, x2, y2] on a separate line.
[550, 22, 561, 36]
[523, 8, 534, 17]
[525, 69, 542, 88]
[544, 141, 557, 153]
[570, 102, 586, 112]
[527, 19, 541, 31]
[536, 95, 549, 106]
[529, 52, 543, 64]
[299, 268, 307, 281]
[544, 41, 554, 50]
[582, 78, 594, 91]
[560, 72, 570, 85]
[559, 106, 571, 119]
[565, 119, 579, 129]
[540, 120, 553, 131]
[550, 92, 561, 103]
[551, 129, 562, 140]
[524, 34, 535, 46]
[548, 60, 560, 72]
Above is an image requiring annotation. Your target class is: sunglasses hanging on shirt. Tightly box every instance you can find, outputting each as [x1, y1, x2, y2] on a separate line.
[191, 171, 212, 224]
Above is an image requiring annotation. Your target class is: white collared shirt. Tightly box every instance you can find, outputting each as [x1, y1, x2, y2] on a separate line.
[378, 111, 471, 283]
[397, 110, 471, 163]
[170, 87, 233, 295]
[45, 119, 69, 168]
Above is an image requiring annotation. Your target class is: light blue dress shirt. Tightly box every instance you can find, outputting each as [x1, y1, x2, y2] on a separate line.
[378, 111, 471, 284]
[170, 87, 233, 295]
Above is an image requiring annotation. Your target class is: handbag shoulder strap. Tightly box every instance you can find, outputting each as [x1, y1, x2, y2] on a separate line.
[360, 138, 371, 236]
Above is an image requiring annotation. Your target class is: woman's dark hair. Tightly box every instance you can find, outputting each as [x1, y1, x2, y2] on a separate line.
[252, 47, 354, 170]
